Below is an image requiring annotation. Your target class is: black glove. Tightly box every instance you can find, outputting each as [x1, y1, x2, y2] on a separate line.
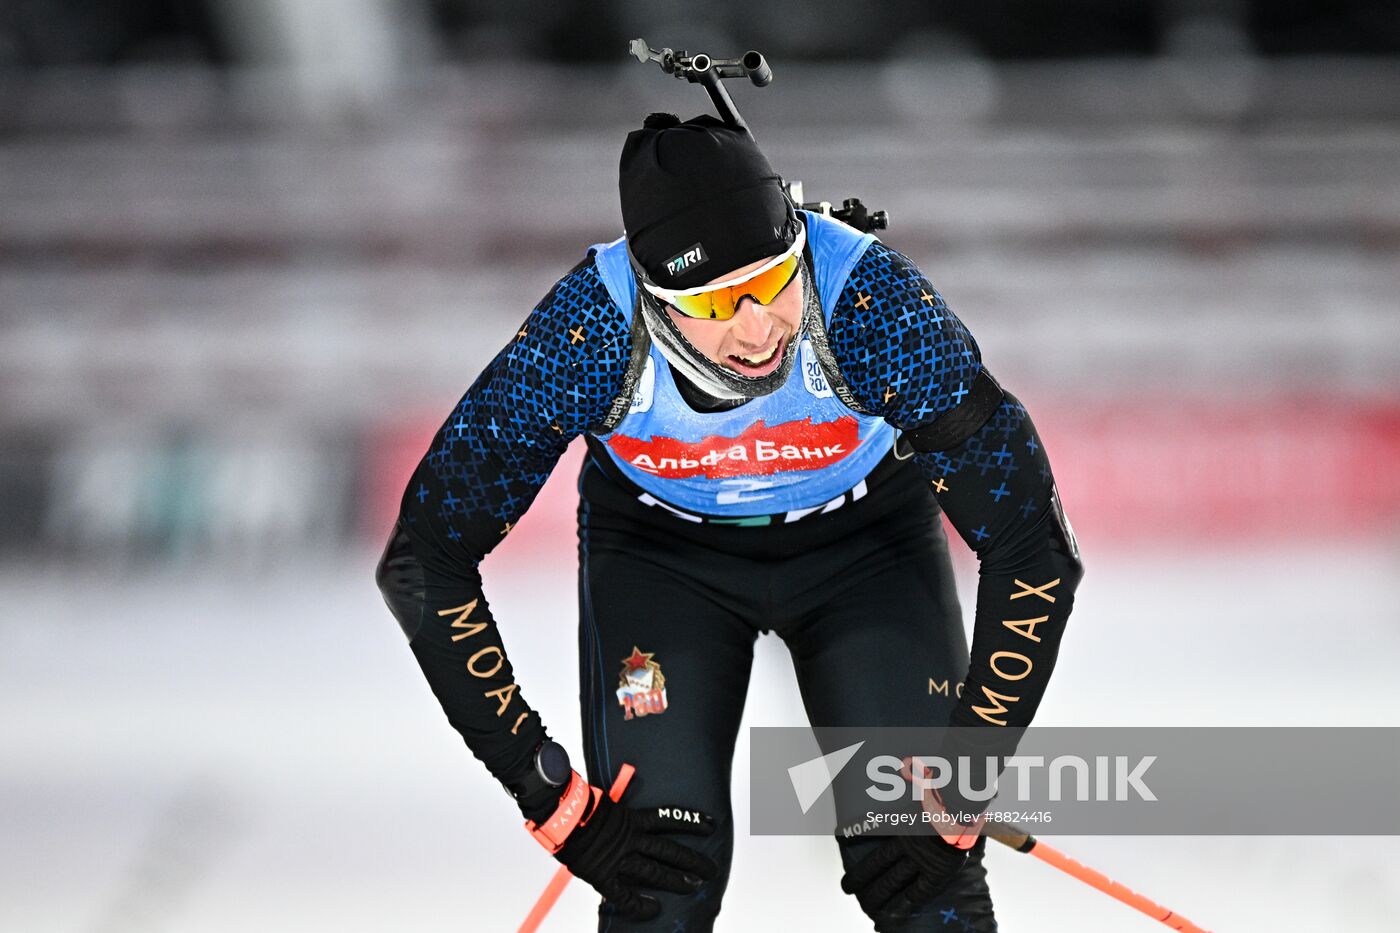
[554, 790, 719, 920]
[840, 833, 970, 923]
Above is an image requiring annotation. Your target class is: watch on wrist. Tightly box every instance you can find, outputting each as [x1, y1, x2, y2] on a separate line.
[510, 740, 572, 800]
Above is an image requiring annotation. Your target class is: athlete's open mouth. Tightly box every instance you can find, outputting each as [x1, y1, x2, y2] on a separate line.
[727, 336, 786, 377]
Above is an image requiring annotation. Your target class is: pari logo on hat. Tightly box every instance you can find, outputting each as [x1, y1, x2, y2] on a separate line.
[665, 243, 709, 278]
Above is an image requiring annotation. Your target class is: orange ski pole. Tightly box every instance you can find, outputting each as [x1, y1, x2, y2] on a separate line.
[989, 830, 1213, 933]
[517, 763, 636, 933]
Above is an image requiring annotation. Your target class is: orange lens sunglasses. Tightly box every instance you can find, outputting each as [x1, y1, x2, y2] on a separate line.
[642, 226, 805, 321]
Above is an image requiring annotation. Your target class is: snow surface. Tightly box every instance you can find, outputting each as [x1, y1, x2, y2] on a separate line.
[2, 542, 1397, 932]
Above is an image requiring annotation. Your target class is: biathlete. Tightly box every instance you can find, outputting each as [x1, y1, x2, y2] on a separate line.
[376, 110, 1083, 931]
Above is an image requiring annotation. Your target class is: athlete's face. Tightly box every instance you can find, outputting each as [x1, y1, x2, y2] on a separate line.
[664, 257, 804, 378]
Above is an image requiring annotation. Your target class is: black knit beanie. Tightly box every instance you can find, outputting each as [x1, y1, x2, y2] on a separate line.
[619, 113, 798, 290]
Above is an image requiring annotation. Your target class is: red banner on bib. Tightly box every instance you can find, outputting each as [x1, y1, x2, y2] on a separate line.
[606, 416, 862, 479]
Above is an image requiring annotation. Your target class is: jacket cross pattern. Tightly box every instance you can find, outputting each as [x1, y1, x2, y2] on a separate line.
[376, 214, 1084, 816]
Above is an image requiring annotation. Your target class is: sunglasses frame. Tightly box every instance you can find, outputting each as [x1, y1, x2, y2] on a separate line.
[637, 224, 807, 321]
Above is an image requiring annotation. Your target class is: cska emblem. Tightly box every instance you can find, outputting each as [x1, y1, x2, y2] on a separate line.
[616, 646, 669, 720]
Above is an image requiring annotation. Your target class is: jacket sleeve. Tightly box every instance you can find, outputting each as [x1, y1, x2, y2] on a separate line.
[375, 257, 631, 820]
[827, 243, 1085, 808]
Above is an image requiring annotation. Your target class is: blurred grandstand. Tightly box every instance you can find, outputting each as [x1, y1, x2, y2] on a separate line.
[4, 4, 1399, 565]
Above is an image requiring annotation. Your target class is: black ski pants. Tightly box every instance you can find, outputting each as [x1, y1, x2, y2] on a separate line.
[576, 452, 997, 932]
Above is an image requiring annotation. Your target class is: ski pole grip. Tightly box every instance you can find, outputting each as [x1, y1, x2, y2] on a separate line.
[988, 828, 1036, 852]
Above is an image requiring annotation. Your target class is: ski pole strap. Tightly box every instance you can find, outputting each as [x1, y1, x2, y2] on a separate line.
[525, 771, 596, 854]
[517, 765, 638, 933]
[927, 787, 986, 850]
